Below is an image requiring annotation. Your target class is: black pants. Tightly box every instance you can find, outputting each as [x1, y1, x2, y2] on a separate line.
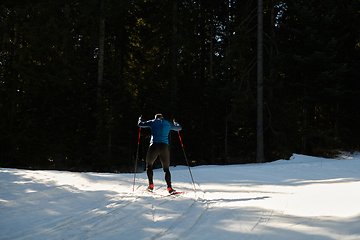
[146, 143, 171, 188]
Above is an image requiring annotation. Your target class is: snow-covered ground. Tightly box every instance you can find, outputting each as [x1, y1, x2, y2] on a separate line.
[1, 153, 360, 240]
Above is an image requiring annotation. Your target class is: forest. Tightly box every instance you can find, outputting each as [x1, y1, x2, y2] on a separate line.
[1, 0, 360, 172]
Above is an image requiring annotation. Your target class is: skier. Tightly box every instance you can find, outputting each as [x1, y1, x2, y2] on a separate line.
[138, 113, 182, 194]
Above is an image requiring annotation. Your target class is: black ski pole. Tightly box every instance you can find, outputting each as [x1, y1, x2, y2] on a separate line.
[133, 126, 141, 192]
[177, 130, 197, 192]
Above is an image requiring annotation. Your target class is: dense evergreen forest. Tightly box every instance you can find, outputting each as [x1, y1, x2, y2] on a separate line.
[1, 0, 360, 172]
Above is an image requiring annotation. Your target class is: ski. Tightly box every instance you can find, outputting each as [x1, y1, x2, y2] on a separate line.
[160, 191, 186, 198]
[169, 191, 185, 196]
[140, 189, 186, 198]
[142, 189, 164, 197]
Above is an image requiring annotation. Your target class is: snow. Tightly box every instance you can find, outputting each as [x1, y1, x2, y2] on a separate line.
[1, 153, 360, 240]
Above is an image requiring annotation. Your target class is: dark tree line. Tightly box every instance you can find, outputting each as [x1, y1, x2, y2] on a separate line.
[1, 0, 360, 172]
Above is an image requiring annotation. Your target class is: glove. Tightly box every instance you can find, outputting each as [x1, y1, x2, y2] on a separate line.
[173, 118, 179, 125]
[138, 115, 143, 124]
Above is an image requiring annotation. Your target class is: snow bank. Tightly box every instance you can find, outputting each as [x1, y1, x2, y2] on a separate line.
[1, 153, 360, 239]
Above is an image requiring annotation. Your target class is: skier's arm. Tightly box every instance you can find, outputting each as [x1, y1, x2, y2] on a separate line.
[138, 117, 152, 128]
[171, 119, 182, 131]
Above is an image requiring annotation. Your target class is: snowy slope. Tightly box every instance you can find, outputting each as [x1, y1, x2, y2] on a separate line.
[1, 153, 360, 240]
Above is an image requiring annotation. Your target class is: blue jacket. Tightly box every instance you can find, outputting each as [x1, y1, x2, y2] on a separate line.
[138, 118, 182, 145]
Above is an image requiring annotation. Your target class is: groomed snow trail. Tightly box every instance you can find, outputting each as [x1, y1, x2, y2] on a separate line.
[1, 153, 360, 239]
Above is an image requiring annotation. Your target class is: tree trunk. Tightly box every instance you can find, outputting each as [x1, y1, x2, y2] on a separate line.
[225, 0, 230, 57]
[171, 0, 178, 109]
[225, 108, 228, 158]
[62, 4, 70, 65]
[11, 20, 19, 134]
[97, 0, 105, 131]
[257, 0, 265, 163]
[302, 89, 308, 154]
[268, 0, 275, 106]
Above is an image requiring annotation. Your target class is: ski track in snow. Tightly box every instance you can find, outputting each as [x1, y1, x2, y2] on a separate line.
[1, 153, 360, 239]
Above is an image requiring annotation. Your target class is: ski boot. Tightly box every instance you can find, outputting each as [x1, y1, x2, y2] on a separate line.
[147, 184, 154, 192]
[168, 187, 176, 195]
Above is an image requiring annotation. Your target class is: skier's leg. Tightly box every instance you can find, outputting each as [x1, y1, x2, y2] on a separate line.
[159, 143, 171, 189]
[146, 144, 158, 187]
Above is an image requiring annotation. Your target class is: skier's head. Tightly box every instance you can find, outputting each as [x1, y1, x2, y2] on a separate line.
[155, 113, 163, 119]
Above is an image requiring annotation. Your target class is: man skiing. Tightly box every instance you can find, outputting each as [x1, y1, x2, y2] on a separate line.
[138, 113, 182, 194]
